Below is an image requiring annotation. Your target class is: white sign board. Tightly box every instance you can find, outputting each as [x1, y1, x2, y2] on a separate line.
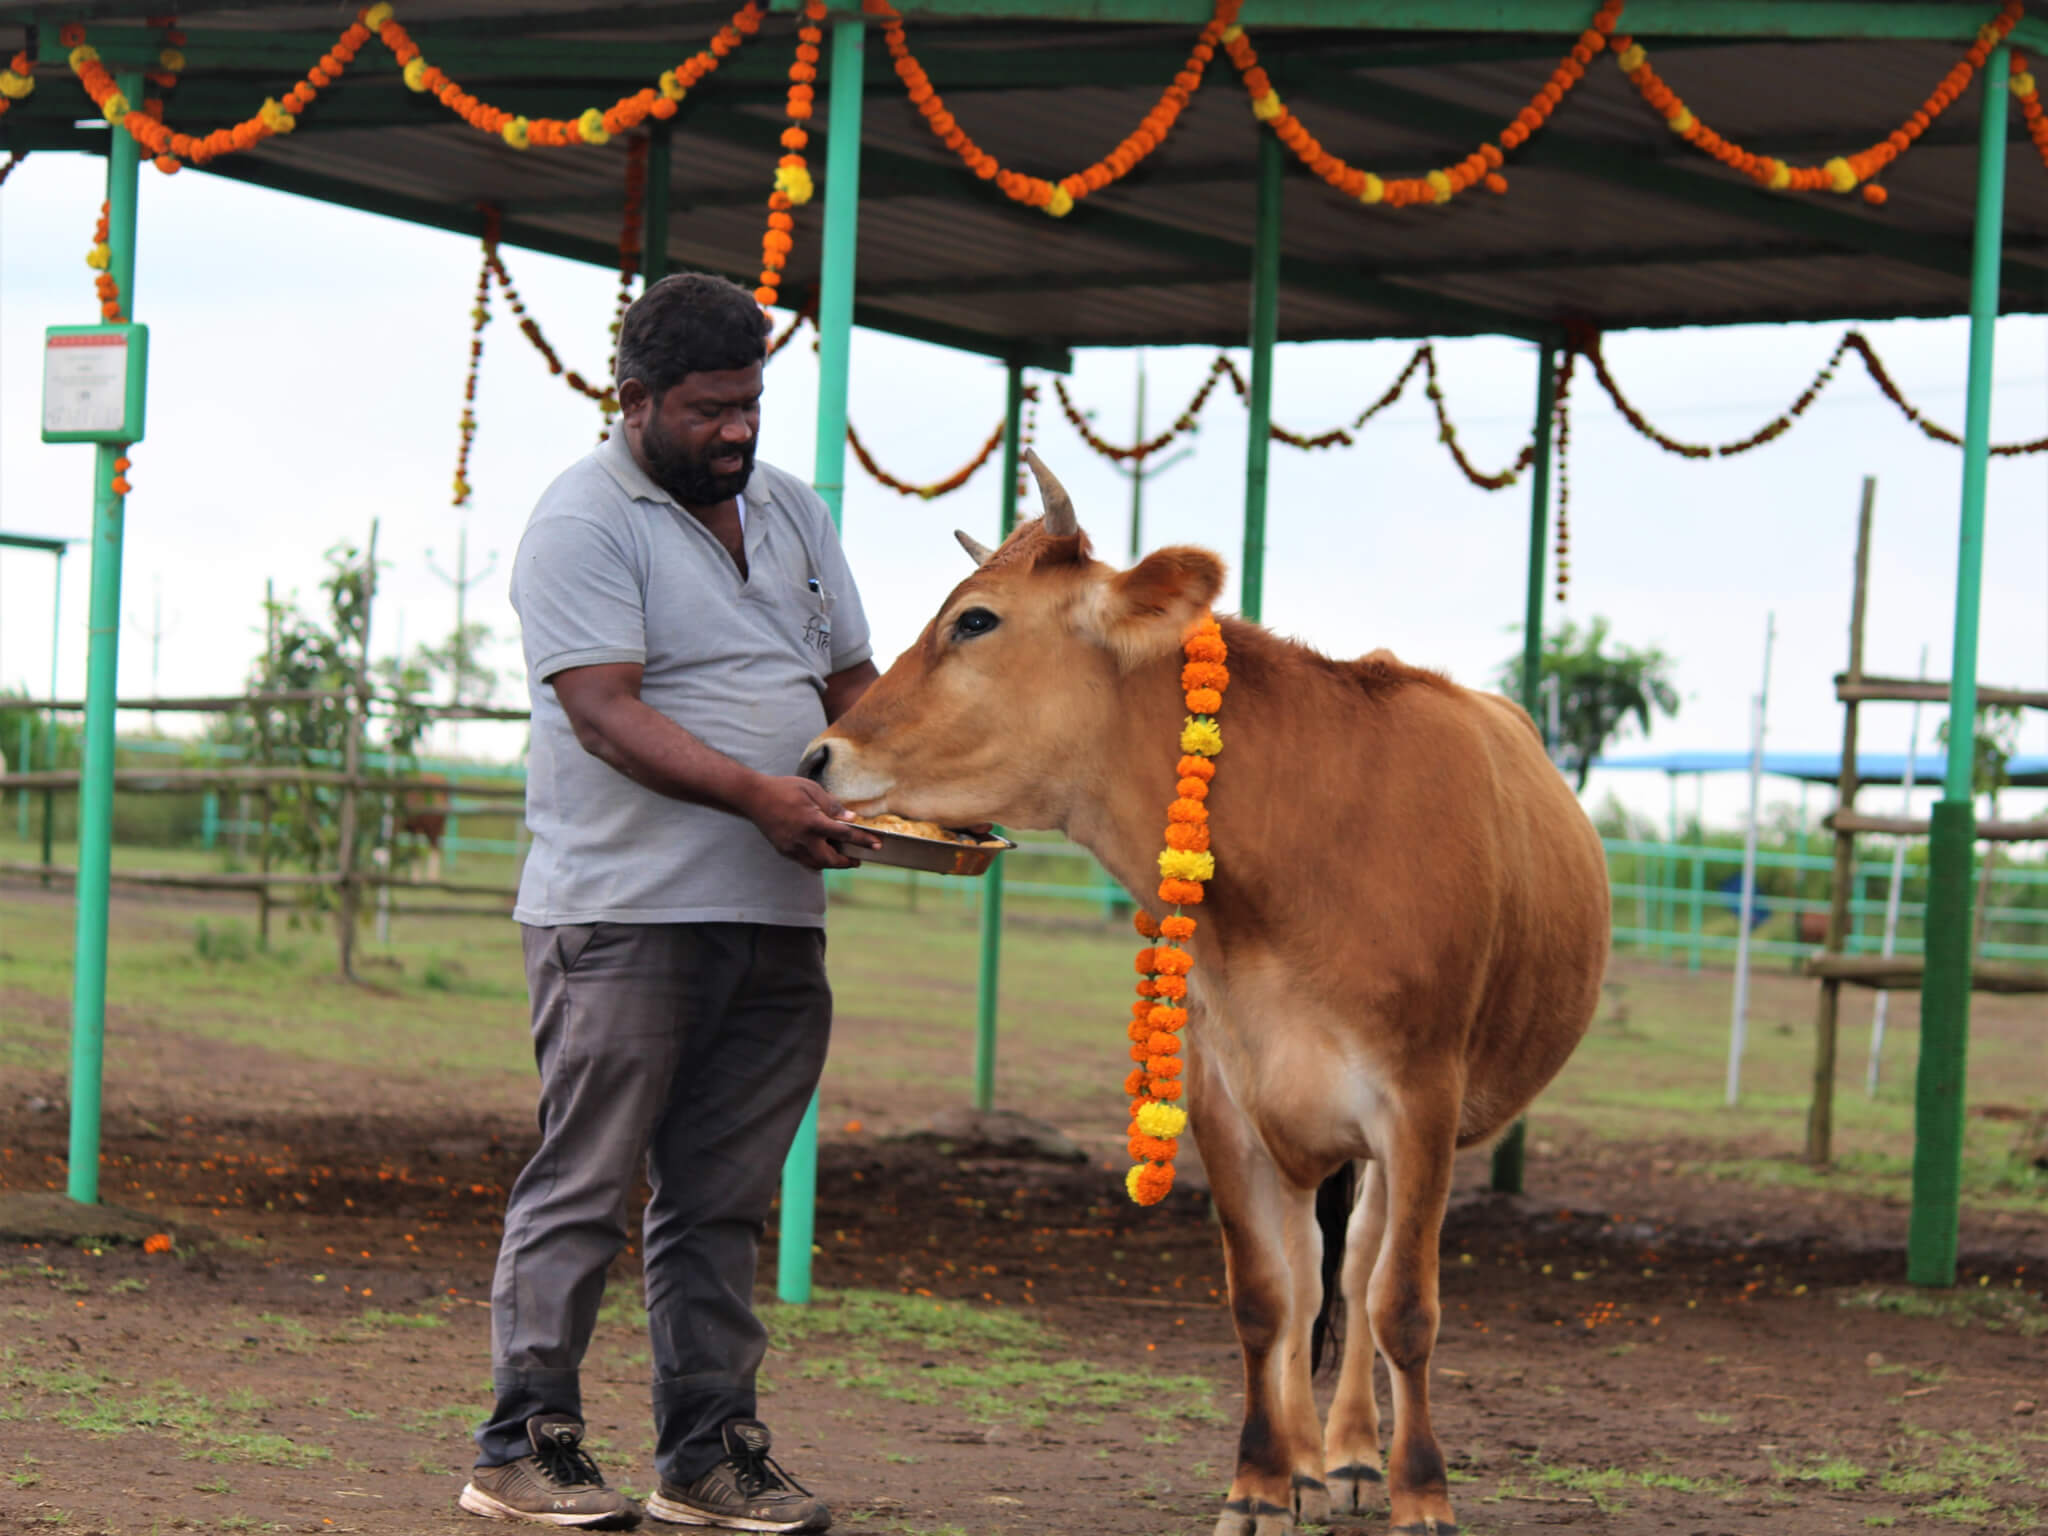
[43, 331, 131, 438]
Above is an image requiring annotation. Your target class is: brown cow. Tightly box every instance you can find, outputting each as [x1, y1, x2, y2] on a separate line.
[806, 454, 1610, 1536]
[397, 771, 451, 882]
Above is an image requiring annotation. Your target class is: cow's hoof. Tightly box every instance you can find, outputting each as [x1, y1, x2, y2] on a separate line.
[1291, 1473, 1330, 1526]
[1326, 1464, 1383, 1516]
[1390, 1522, 1458, 1535]
[1213, 1497, 1293, 1536]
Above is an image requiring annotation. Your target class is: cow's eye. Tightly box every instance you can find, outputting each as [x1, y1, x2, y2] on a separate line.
[952, 608, 1000, 639]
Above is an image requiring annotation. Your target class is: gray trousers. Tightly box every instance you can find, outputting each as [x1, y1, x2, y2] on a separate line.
[477, 921, 831, 1485]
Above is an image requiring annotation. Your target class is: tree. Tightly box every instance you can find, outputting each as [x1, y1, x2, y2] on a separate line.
[1497, 617, 1681, 792]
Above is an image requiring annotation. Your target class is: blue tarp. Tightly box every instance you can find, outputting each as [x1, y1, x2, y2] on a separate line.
[1593, 750, 2048, 788]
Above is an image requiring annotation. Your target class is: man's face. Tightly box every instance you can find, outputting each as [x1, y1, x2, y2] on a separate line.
[625, 361, 764, 508]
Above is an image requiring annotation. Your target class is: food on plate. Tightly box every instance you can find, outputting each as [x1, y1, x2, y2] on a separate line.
[850, 813, 1002, 847]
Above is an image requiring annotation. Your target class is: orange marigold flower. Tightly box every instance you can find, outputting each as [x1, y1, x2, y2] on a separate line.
[1154, 975, 1189, 1001]
[1146, 1030, 1181, 1056]
[1129, 1042, 1151, 1064]
[1160, 914, 1197, 941]
[142, 1233, 172, 1254]
[1167, 798, 1207, 825]
[1184, 634, 1227, 665]
[1150, 1078, 1185, 1101]
[1147, 1055, 1184, 1079]
[1128, 1019, 1153, 1043]
[1177, 777, 1209, 801]
[1151, 948, 1193, 976]
[1185, 688, 1223, 714]
[1165, 822, 1210, 853]
[1135, 978, 1160, 998]
[1158, 878, 1205, 906]
[1182, 660, 1229, 691]
[1131, 1162, 1175, 1205]
[1133, 909, 1161, 938]
[1125, 1068, 1149, 1097]
[1134, 947, 1158, 974]
[1129, 1132, 1177, 1162]
[1177, 755, 1216, 781]
[1149, 1005, 1189, 1030]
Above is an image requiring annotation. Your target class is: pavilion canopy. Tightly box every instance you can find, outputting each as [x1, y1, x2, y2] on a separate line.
[5, 0, 2046, 365]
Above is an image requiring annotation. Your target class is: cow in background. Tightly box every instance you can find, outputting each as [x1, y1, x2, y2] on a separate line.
[805, 453, 1611, 1536]
[396, 771, 451, 882]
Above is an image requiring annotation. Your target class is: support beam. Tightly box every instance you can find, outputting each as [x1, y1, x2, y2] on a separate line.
[68, 74, 143, 1208]
[1242, 130, 1281, 624]
[642, 119, 672, 288]
[778, 15, 864, 1309]
[1490, 337, 1557, 1197]
[1910, 43, 2008, 1290]
[974, 362, 1027, 1116]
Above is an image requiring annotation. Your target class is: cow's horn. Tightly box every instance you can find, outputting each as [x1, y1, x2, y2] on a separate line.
[954, 529, 994, 565]
[1025, 448, 1077, 538]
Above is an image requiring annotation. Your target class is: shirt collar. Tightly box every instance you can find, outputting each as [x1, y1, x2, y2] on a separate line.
[598, 427, 775, 515]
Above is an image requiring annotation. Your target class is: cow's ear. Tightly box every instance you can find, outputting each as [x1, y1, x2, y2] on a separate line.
[1083, 545, 1227, 668]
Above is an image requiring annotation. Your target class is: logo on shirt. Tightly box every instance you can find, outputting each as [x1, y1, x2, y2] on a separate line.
[803, 613, 833, 653]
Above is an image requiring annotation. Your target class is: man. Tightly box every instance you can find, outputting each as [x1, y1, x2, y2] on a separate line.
[461, 271, 881, 1532]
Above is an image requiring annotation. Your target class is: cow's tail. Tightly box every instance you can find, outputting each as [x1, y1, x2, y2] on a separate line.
[1309, 1160, 1359, 1375]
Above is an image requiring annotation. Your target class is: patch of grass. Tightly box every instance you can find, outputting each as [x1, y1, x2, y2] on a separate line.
[107, 1278, 148, 1295]
[1924, 1494, 1997, 1523]
[359, 1309, 445, 1330]
[194, 1477, 232, 1493]
[1778, 1455, 1867, 1491]
[1840, 1287, 2048, 1338]
[4, 1363, 330, 1468]
[10, 1471, 41, 1488]
[1696, 1411, 1734, 1426]
[762, 1289, 1049, 1354]
[1881, 1468, 1954, 1495]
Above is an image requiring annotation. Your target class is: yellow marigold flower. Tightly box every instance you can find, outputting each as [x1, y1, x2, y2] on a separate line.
[1180, 717, 1222, 757]
[1667, 107, 1695, 134]
[0, 69, 34, 100]
[1358, 172, 1384, 205]
[502, 115, 531, 149]
[1125, 1164, 1148, 1202]
[1136, 1101, 1187, 1139]
[68, 45, 100, 69]
[1766, 159, 1791, 191]
[1825, 156, 1856, 193]
[103, 91, 130, 125]
[158, 47, 186, 72]
[1220, 23, 1244, 41]
[403, 56, 429, 91]
[660, 69, 687, 101]
[259, 98, 296, 133]
[578, 107, 610, 144]
[1045, 185, 1074, 217]
[1252, 90, 1284, 122]
[2013, 71, 2038, 98]
[1617, 42, 1646, 71]
[775, 163, 815, 205]
[86, 243, 111, 271]
[362, 2, 396, 29]
[1427, 169, 1452, 203]
[1158, 848, 1215, 884]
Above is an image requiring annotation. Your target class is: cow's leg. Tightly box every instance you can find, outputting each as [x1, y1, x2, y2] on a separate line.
[1324, 1157, 1389, 1516]
[426, 841, 443, 885]
[1189, 1048, 1322, 1536]
[1371, 1102, 1460, 1534]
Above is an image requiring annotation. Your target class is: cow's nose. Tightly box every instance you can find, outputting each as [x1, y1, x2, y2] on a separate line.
[799, 743, 830, 782]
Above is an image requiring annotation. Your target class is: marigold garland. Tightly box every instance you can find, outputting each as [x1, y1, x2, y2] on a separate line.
[60, 2, 760, 172]
[863, 0, 1238, 218]
[757, 0, 823, 308]
[849, 412, 1011, 499]
[0, 49, 33, 119]
[1551, 351, 1576, 602]
[2015, 53, 2048, 177]
[1123, 616, 1228, 1206]
[451, 215, 494, 506]
[603, 135, 650, 433]
[1223, 1, 1622, 207]
[87, 200, 125, 321]
[1614, 4, 2022, 202]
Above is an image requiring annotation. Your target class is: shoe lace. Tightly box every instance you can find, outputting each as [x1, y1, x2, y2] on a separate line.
[731, 1442, 810, 1499]
[534, 1435, 606, 1490]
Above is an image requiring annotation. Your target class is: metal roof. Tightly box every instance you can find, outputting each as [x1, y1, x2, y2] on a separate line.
[5, 0, 2045, 363]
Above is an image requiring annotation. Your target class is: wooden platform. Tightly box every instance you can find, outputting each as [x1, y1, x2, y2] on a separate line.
[1805, 952, 2048, 994]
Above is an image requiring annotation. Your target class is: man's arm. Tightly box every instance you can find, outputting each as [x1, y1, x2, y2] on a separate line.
[550, 662, 880, 871]
[823, 659, 880, 724]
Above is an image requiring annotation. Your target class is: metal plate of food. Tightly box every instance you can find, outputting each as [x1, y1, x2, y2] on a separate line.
[845, 814, 1015, 877]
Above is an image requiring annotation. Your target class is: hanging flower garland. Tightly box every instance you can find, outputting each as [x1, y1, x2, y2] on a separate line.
[1613, 3, 2022, 202]
[1222, 0, 1623, 207]
[849, 416, 1010, 499]
[862, 0, 1238, 219]
[87, 200, 125, 321]
[757, 0, 823, 309]
[451, 214, 495, 507]
[1551, 351, 1576, 602]
[1124, 616, 1228, 1206]
[59, 2, 760, 170]
[1, 49, 37, 119]
[485, 240, 617, 410]
[2015, 53, 2048, 175]
[138, 15, 189, 174]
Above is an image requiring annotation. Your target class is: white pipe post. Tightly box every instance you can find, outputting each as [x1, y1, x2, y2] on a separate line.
[1868, 644, 1929, 1095]
[1726, 610, 1777, 1107]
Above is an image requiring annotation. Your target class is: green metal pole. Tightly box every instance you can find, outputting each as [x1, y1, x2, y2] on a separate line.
[69, 83, 144, 1206]
[642, 120, 672, 288]
[779, 19, 863, 1306]
[1909, 42, 2008, 1289]
[1241, 130, 1281, 624]
[1492, 339, 1558, 1196]
[972, 362, 1027, 1115]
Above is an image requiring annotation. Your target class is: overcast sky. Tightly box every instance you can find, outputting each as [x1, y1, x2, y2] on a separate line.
[2, 150, 2045, 833]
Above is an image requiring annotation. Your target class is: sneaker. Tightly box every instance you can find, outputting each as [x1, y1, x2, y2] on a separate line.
[459, 1413, 642, 1528]
[646, 1419, 830, 1533]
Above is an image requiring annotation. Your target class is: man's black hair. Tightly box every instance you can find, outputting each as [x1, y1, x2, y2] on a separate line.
[616, 272, 770, 398]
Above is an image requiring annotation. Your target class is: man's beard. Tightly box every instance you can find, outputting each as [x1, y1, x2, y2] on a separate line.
[640, 417, 756, 507]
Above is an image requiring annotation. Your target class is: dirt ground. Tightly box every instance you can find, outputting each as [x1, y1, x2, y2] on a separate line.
[4, 909, 2047, 1535]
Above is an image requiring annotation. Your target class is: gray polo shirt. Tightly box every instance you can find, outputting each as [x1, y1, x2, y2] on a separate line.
[510, 431, 872, 928]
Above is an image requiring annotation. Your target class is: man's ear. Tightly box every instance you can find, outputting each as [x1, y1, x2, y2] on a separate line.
[1081, 546, 1227, 669]
[617, 377, 651, 426]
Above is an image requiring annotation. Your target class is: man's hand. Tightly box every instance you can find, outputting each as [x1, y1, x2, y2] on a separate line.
[742, 775, 884, 870]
